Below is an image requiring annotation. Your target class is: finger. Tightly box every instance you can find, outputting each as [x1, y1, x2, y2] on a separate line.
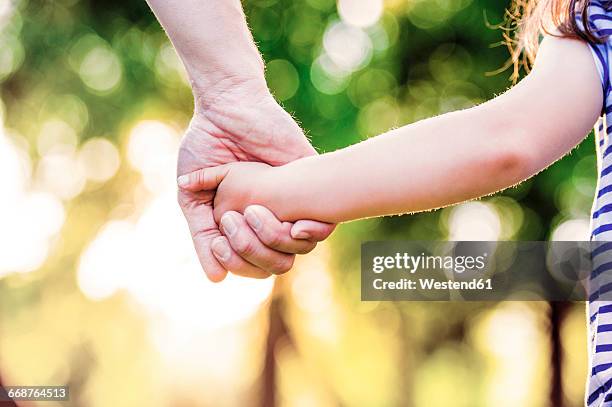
[211, 236, 272, 279]
[244, 205, 317, 254]
[192, 229, 229, 283]
[178, 189, 228, 282]
[220, 211, 295, 275]
[177, 165, 229, 191]
[291, 220, 336, 242]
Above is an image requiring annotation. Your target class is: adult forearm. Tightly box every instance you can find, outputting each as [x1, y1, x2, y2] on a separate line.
[146, 0, 265, 101]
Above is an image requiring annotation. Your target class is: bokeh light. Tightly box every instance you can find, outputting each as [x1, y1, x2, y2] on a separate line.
[79, 46, 123, 93]
[266, 59, 300, 101]
[471, 302, 549, 407]
[551, 218, 590, 241]
[155, 41, 190, 86]
[445, 202, 502, 241]
[323, 21, 372, 74]
[35, 144, 86, 200]
[0, 127, 65, 276]
[127, 120, 180, 192]
[78, 137, 120, 183]
[337, 0, 383, 28]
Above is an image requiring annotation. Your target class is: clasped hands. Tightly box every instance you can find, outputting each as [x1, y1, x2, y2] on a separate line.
[177, 78, 334, 282]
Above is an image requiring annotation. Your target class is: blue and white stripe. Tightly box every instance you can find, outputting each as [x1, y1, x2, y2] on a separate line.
[578, 1, 612, 406]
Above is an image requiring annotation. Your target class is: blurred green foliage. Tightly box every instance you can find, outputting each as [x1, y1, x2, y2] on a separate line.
[0, 0, 597, 406]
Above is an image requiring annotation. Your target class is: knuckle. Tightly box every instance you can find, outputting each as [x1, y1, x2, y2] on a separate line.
[177, 190, 197, 212]
[195, 169, 204, 186]
[296, 242, 317, 255]
[262, 230, 284, 248]
[269, 256, 295, 275]
[234, 238, 257, 257]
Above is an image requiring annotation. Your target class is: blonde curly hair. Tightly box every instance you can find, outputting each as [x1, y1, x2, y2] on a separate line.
[506, 0, 607, 80]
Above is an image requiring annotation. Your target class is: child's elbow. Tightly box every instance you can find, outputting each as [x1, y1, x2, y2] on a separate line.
[490, 131, 538, 186]
[493, 150, 531, 182]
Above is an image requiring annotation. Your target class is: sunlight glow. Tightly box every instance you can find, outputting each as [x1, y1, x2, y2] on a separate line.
[78, 182, 274, 331]
[338, 0, 383, 28]
[77, 221, 136, 300]
[473, 303, 547, 407]
[37, 119, 78, 156]
[550, 218, 590, 241]
[0, 127, 65, 276]
[0, 0, 12, 20]
[127, 121, 180, 193]
[291, 246, 334, 315]
[291, 245, 340, 343]
[155, 42, 189, 85]
[36, 147, 86, 200]
[79, 45, 123, 93]
[78, 137, 120, 183]
[446, 202, 502, 240]
[323, 21, 372, 74]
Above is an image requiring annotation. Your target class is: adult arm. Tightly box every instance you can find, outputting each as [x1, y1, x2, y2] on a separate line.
[146, 0, 335, 281]
[145, 0, 264, 104]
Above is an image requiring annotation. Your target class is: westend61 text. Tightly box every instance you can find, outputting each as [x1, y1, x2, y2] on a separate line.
[373, 278, 493, 291]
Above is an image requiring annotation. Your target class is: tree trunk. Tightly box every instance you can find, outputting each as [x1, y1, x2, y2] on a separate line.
[260, 283, 292, 407]
[550, 301, 569, 407]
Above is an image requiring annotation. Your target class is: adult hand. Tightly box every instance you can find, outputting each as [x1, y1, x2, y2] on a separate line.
[177, 78, 335, 282]
[144, 0, 335, 281]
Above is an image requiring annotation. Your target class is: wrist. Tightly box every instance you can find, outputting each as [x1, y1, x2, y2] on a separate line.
[251, 166, 293, 219]
[192, 74, 268, 116]
[270, 154, 353, 223]
[252, 160, 319, 222]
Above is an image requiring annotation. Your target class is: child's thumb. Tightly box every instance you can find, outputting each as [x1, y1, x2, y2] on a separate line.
[177, 165, 230, 191]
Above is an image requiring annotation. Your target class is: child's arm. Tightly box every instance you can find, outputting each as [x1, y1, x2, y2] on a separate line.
[180, 35, 603, 224]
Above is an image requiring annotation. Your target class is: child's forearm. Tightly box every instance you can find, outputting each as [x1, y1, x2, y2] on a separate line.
[261, 106, 533, 223]
[262, 98, 589, 223]
[254, 36, 601, 224]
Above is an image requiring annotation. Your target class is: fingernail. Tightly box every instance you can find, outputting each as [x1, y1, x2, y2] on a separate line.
[293, 231, 311, 239]
[244, 207, 262, 231]
[212, 238, 231, 262]
[177, 174, 189, 187]
[221, 214, 237, 237]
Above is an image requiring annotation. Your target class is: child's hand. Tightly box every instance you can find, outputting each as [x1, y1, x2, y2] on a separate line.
[178, 161, 278, 224]
[179, 161, 336, 276]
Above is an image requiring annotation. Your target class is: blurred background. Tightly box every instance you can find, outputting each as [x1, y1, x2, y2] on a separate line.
[0, 0, 598, 406]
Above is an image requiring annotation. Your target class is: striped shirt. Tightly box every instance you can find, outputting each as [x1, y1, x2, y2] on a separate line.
[581, 1, 612, 406]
